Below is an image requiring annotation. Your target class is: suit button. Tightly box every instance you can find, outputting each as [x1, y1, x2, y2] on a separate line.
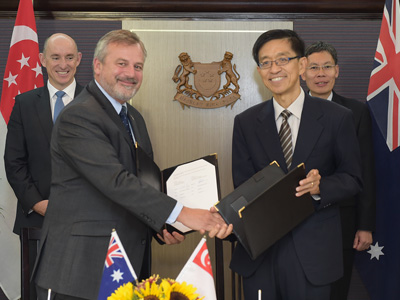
[141, 239, 146, 245]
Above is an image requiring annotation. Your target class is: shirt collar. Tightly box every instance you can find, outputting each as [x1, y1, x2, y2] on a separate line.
[273, 88, 305, 121]
[308, 90, 333, 101]
[47, 79, 76, 99]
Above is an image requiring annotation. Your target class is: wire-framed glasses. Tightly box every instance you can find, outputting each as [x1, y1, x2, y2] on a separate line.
[306, 65, 336, 73]
[258, 56, 300, 69]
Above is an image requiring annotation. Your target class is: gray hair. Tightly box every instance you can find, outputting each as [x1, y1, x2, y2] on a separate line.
[93, 29, 147, 64]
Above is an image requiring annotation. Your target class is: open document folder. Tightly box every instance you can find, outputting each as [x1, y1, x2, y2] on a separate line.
[135, 144, 220, 234]
[215, 162, 315, 260]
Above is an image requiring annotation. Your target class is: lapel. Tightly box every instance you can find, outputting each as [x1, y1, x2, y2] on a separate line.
[291, 94, 324, 169]
[86, 81, 136, 151]
[126, 106, 143, 146]
[35, 85, 53, 143]
[74, 83, 84, 97]
[331, 90, 343, 106]
[255, 100, 288, 171]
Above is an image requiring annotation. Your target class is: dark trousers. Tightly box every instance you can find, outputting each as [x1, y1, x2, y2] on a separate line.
[242, 233, 331, 300]
[330, 206, 357, 300]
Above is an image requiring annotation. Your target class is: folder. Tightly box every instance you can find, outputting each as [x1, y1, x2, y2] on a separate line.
[215, 162, 315, 260]
[135, 144, 220, 234]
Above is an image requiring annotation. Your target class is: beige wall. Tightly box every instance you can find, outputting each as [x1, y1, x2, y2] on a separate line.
[123, 19, 292, 296]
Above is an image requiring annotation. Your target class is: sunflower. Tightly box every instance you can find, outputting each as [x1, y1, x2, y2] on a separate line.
[108, 282, 134, 300]
[169, 281, 203, 300]
[133, 275, 164, 300]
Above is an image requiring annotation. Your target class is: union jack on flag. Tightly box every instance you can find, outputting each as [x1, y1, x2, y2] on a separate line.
[355, 2, 400, 300]
[105, 235, 124, 268]
[367, 0, 400, 151]
[97, 230, 137, 300]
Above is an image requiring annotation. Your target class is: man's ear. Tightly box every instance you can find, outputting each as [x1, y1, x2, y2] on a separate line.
[39, 53, 46, 68]
[76, 52, 83, 67]
[299, 56, 307, 75]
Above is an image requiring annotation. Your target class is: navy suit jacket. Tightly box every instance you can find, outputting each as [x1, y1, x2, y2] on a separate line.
[331, 91, 376, 247]
[4, 83, 83, 234]
[230, 92, 362, 285]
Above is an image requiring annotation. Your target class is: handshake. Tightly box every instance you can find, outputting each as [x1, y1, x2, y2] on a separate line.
[158, 206, 233, 245]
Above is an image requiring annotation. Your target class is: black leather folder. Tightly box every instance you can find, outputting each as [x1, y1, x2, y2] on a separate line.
[135, 144, 220, 234]
[215, 162, 314, 260]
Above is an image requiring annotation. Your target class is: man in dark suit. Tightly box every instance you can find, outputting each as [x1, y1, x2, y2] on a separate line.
[33, 30, 232, 300]
[301, 41, 376, 300]
[4, 32, 83, 300]
[230, 29, 362, 300]
[5, 33, 83, 233]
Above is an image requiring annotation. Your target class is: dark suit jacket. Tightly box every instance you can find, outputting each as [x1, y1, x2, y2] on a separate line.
[332, 92, 376, 224]
[33, 80, 177, 299]
[230, 92, 362, 285]
[4, 83, 83, 235]
[331, 91, 376, 248]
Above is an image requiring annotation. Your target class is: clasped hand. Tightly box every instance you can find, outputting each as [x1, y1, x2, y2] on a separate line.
[295, 169, 321, 197]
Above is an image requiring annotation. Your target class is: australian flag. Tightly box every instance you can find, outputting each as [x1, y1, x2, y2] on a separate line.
[97, 230, 137, 300]
[355, 0, 400, 299]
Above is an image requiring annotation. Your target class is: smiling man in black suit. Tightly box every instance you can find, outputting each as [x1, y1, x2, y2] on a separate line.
[302, 40, 376, 300]
[4, 32, 83, 300]
[230, 29, 363, 300]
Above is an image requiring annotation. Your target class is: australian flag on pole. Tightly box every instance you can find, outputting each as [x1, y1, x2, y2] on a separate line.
[355, 0, 400, 299]
[97, 230, 137, 300]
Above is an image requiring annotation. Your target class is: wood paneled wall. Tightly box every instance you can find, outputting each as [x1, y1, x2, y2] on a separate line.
[0, 11, 381, 300]
[0, 0, 385, 15]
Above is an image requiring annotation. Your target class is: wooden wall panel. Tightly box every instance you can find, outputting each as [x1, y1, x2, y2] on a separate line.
[0, 16, 383, 299]
[123, 20, 291, 298]
[0, 0, 385, 15]
[295, 20, 381, 102]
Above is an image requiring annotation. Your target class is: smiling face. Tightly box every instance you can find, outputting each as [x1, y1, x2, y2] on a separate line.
[93, 42, 144, 104]
[39, 34, 82, 90]
[301, 50, 339, 99]
[257, 38, 306, 107]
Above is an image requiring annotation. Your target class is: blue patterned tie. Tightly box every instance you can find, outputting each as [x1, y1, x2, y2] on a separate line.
[54, 90, 66, 123]
[119, 106, 134, 145]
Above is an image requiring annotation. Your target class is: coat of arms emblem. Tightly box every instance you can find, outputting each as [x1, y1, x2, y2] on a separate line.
[172, 52, 241, 109]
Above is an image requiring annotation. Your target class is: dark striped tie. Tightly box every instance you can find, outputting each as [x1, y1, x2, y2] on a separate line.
[279, 110, 293, 168]
[119, 106, 134, 145]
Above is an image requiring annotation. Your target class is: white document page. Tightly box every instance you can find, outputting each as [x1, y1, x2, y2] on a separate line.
[166, 158, 219, 233]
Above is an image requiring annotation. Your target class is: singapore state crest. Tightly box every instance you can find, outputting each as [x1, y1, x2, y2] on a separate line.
[172, 51, 241, 109]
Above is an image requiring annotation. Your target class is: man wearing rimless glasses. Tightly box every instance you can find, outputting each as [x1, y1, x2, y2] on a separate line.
[302, 41, 376, 300]
[230, 30, 362, 300]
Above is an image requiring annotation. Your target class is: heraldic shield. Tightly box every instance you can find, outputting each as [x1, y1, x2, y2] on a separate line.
[172, 52, 241, 109]
[193, 62, 221, 98]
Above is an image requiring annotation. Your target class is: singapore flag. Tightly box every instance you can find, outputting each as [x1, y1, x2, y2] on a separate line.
[176, 237, 217, 300]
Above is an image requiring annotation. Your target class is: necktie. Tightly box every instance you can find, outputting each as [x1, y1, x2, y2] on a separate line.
[54, 91, 66, 123]
[279, 110, 293, 168]
[119, 106, 134, 145]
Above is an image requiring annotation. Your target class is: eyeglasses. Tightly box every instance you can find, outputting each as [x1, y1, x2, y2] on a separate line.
[258, 56, 300, 69]
[306, 65, 336, 73]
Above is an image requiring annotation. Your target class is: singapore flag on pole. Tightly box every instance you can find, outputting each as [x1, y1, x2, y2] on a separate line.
[176, 237, 217, 300]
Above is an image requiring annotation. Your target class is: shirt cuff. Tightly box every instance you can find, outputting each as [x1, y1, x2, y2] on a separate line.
[312, 194, 321, 201]
[165, 202, 183, 224]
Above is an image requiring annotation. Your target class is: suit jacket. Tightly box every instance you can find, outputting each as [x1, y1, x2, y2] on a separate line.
[332, 91, 376, 245]
[33, 80, 177, 299]
[4, 83, 83, 235]
[230, 93, 362, 285]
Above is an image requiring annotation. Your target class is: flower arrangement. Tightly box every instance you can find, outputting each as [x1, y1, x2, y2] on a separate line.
[108, 275, 204, 300]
